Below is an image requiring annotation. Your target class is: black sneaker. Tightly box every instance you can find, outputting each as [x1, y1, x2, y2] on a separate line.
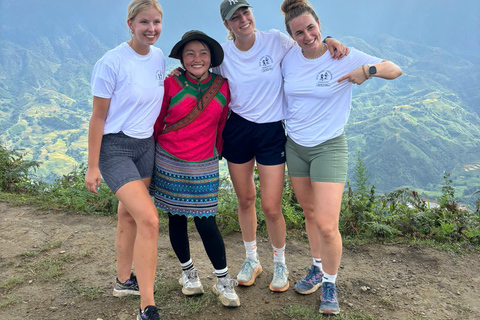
[113, 273, 140, 297]
[137, 305, 161, 320]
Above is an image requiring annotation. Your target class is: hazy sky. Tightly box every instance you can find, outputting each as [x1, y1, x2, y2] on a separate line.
[1, 0, 478, 62]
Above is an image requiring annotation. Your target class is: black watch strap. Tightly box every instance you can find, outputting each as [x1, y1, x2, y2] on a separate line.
[322, 36, 332, 43]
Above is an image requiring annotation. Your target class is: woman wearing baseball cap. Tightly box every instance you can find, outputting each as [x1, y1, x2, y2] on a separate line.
[151, 30, 239, 307]
[214, 0, 349, 294]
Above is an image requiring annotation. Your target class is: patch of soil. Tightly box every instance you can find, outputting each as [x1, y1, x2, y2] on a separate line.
[1, 202, 479, 320]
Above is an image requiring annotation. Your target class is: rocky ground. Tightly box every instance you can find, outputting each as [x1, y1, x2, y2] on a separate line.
[1, 202, 479, 320]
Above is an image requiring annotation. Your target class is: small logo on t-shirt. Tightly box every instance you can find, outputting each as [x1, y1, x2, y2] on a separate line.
[259, 55, 274, 72]
[316, 70, 332, 87]
[156, 70, 164, 86]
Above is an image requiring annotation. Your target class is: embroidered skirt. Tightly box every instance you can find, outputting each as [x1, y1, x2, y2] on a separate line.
[152, 146, 219, 218]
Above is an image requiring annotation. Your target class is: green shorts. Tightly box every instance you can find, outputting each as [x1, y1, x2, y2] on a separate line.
[285, 133, 348, 183]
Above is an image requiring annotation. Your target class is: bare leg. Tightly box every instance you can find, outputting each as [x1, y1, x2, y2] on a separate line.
[289, 176, 321, 259]
[227, 159, 257, 242]
[257, 163, 286, 248]
[311, 182, 344, 275]
[115, 178, 158, 310]
[115, 201, 137, 282]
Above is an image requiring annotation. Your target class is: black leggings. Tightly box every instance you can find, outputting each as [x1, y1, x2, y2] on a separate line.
[168, 213, 227, 270]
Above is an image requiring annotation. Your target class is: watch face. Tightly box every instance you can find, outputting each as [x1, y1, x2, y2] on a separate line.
[369, 65, 377, 75]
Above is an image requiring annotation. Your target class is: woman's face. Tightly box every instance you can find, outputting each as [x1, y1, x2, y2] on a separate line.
[182, 41, 211, 80]
[289, 13, 322, 54]
[224, 7, 255, 37]
[127, 7, 162, 51]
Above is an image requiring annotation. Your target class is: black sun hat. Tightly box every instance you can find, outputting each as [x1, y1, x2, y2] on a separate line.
[169, 30, 224, 68]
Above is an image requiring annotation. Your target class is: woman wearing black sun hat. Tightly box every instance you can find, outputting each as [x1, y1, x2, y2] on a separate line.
[151, 30, 240, 308]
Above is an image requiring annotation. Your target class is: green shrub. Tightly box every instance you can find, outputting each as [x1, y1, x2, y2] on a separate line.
[0, 146, 40, 193]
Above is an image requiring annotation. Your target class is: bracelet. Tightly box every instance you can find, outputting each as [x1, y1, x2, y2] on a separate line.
[322, 36, 332, 43]
[361, 65, 369, 80]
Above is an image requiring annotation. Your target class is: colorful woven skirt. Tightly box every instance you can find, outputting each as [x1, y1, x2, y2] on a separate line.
[152, 147, 219, 218]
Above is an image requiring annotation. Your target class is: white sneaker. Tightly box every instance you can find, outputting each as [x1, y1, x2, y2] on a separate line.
[236, 257, 262, 286]
[178, 268, 204, 296]
[213, 275, 240, 307]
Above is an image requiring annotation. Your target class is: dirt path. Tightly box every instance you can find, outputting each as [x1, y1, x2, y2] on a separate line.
[1, 202, 479, 320]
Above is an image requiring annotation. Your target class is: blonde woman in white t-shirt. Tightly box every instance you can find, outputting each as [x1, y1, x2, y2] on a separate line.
[85, 1, 165, 319]
[214, 0, 349, 293]
[281, 0, 402, 314]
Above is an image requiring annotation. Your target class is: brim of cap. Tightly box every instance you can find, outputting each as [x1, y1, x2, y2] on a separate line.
[169, 34, 224, 68]
[224, 4, 252, 21]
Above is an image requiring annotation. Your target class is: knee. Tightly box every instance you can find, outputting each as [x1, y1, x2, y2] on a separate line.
[118, 210, 136, 227]
[318, 223, 340, 243]
[302, 207, 315, 223]
[137, 211, 159, 236]
[237, 193, 256, 211]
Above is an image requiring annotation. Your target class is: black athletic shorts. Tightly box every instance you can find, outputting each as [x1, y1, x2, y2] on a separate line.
[221, 112, 286, 165]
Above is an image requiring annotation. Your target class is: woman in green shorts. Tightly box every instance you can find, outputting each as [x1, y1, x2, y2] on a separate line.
[280, 0, 402, 315]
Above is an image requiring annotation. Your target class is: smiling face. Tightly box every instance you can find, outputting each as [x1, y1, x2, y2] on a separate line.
[127, 6, 162, 55]
[182, 41, 212, 80]
[224, 7, 255, 38]
[289, 13, 322, 57]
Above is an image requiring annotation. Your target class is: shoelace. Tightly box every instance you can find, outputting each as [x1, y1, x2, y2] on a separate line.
[274, 263, 286, 279]
[240, 260, 253, 273]
[322, 283, 339, 303]
[221, 278, 238, 291]
[187, 269, 199, 280]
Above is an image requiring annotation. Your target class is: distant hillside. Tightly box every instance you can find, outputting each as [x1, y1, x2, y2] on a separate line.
[0, 19, 479, 205]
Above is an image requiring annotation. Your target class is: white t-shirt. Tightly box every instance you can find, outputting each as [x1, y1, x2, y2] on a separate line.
[91, 42, 165, 139]
[213, 29, 294, 123]
[282, 46, 382, 147]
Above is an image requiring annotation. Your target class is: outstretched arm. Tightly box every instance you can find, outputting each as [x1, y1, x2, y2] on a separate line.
[337, 60, 402, 85]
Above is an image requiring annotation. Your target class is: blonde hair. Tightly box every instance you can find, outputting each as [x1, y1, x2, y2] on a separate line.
[224, 7, 257, 41]
[127, 0, 163, 23]
[280, 0, 319, 36]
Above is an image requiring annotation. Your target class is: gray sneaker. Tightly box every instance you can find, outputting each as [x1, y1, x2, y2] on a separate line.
[213, 275, 240, 307]
[236, 257, 262, 286]
[113, 273, 140, 297]
[179, 268, 204, 296]
[269, 262, 289, 292]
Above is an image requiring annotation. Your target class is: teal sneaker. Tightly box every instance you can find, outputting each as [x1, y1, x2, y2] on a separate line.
[295, 265, 323, 294]
[269, 262, 289, 292]
[320, 282, 340, 315]
[237, 257, 262, 286]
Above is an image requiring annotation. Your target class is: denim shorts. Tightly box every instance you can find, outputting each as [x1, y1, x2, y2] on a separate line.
[99, 132, 155, 194]
[222, 112, 287, 165]
[286, 133, 348, 183]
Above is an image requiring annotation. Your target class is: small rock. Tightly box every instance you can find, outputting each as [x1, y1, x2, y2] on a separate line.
[96, 318, 103, 320]
[347, 302, 353, 307]
[59, 251, 66, 254]
[360, 286, 368, 292]
[456, 291, 461, 295]
[28, 280, 33, 284]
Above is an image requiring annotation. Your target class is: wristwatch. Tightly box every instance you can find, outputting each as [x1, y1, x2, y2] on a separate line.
[368, 64, 377, 78]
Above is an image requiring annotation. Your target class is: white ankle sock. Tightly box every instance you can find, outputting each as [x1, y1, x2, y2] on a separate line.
[244, 240, 258, 261]
[313, 258, 323, 272]
[323, 271, 337, 284]
[272, 244, 286, 264]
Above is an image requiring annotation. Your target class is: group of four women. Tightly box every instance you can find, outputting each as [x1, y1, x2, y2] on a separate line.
[84, 0, 402, 319]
